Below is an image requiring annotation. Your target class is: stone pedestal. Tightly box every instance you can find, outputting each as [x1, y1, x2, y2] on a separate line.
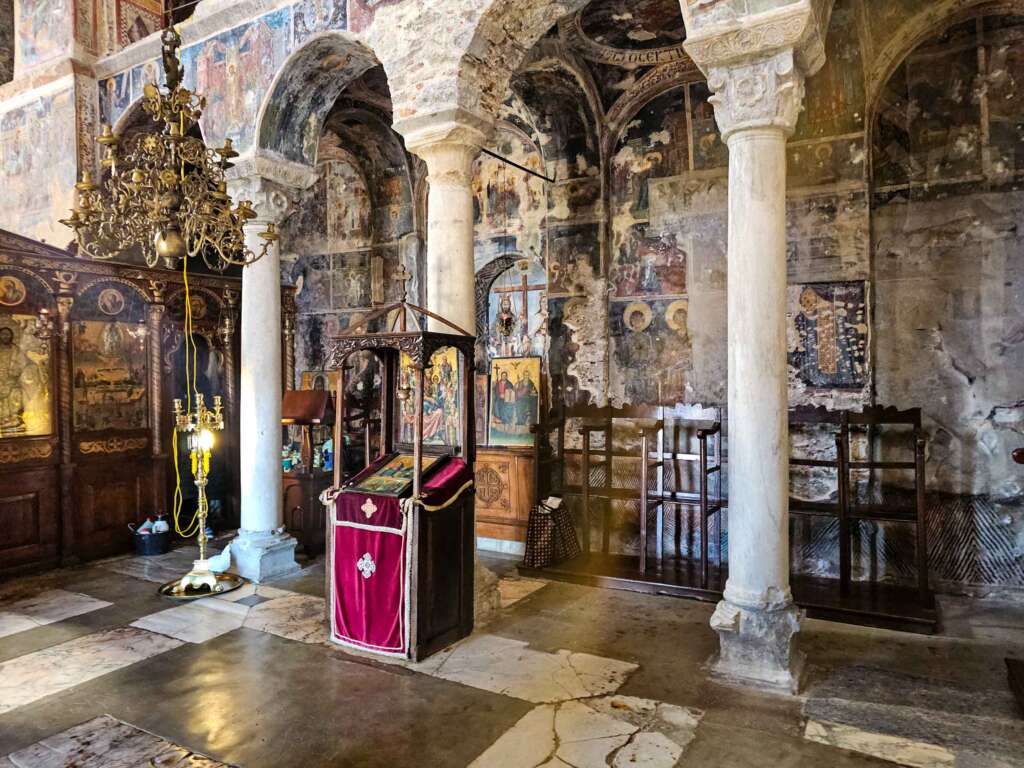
[684, 4, 828, 692]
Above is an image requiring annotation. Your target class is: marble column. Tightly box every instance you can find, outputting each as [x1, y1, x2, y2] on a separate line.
[400, 112, 501, 625]
[684, 8, 825, 690]
[402, 113, 489, 333]
[229, 178, 299, 583]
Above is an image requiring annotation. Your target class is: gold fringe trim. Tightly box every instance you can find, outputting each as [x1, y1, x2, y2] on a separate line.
[417, 480, 475, 511]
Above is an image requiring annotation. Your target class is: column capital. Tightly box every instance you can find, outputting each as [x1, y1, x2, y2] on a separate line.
[682, 1, 829, 142]
[707, 49, 806, 142]
[226, 150, 319, 228]
[683, 1, 828, 76]
[397, 107, 492, 185]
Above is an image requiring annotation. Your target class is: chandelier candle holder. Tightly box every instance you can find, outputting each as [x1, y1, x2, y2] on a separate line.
[160, 393, 243, 598]
[60, 26, 278, 270]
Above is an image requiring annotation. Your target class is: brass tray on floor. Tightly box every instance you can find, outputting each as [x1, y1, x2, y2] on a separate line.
[157, 572, 246, 600]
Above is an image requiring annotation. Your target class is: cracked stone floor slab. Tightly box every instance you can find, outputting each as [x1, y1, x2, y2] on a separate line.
[2, 714, 232, 767]
[469, 695, 704, 768]
[411, 633, 638, 704]
[1, 557, 1021, 767]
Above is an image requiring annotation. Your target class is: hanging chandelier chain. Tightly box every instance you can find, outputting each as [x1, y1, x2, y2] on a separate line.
[60, 26, 279, 271]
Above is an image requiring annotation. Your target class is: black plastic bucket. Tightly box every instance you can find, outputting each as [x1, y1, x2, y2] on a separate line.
[132, 529, 171, 556]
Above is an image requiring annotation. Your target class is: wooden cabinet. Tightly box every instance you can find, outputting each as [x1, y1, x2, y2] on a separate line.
[475, 446, 535, 544]
[283, 470, 332, 556]
[0, 228, 284, 575]
[0, 459, 60, 575]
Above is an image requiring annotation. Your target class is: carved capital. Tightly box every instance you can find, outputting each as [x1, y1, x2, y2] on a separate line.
[707, 49, 805, 142]
[226, 152, 318, 230]
[683, 1, 827, 76]
[398, 108, 492, 189]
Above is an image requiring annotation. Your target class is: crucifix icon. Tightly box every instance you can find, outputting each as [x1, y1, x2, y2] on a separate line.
[492, 259, 545, 342]
[392, 264, 413, 303]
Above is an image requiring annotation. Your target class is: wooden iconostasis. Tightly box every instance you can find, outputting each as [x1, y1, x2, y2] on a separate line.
[0, 229, 289, 576]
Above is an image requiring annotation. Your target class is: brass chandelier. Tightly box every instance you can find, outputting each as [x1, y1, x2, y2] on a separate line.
[61, 26, 278, 270]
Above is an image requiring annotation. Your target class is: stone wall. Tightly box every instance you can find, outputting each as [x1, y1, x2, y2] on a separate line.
[0, 1, 14, 86]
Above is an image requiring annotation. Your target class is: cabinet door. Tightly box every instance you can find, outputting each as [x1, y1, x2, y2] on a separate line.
[74, 457, 152, 561]
[0, 467, 59, 574]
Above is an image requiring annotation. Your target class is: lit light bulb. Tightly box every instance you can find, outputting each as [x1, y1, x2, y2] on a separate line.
[198, 429, 215, 452]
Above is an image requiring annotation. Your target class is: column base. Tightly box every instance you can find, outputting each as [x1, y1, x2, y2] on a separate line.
[707, 598, 805, 694]
[232, 529, 300, 584]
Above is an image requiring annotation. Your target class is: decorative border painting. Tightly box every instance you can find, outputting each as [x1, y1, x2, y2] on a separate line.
[487, 356, 541, 447]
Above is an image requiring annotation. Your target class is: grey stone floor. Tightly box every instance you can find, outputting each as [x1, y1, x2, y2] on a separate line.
[0, 549, 1021, 767]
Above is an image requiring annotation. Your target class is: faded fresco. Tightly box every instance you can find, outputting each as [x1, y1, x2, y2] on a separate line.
[787, 282, 869, 390]
[0, 312, 52, 438]
[349, 0, 404, 33]
[609, 87, 690, 299]
[0, 87, 78, 245]
[16, 0, 70, 68]
[609, 298, 690, 405]
[180, 9, 292, 153]
[294, 0, 347, 44]
[99, 70, 133, 127]
[117, 0, 163, 48]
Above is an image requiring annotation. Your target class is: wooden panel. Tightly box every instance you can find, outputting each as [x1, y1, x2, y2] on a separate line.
[74, 457, 153, 561]
[475, 447, 534, 542]
[0, 466, 59, 574]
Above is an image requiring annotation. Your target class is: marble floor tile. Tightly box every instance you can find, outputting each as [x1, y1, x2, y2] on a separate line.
[211, 583, 293, 603]
[803, 664, 1024, 768]
[803, 720, 955, 768]
[0, 627, 181, 715]
[0, 614, 40, 639]
[130, 600, 248, 644]
[0, 590, 112, 638]
[243, 593, 327, 644]
[469, 695, 704, 768]
[498, 577, 548, 609]
[97, 547, 218, 585]
[413, 634, 637, 704]
[4, 714, 233, 767]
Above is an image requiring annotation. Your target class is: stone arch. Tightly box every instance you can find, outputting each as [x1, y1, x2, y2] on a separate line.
[474, 253, 524, 371]
[868, 5, 1024, 483]
[256, 31, 380, 165]
[451, 0, 593, 124]
[865, 0, 1024, 118]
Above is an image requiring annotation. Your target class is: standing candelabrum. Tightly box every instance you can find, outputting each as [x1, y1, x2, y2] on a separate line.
[170, 393, 225, 594]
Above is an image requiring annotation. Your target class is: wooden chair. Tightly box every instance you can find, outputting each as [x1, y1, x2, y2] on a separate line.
[554, 401, 722, 583]
[788, 405, 930, 605]
[789, 406, 850, 591]
[845, 406, 930, 605]
[660, 414, 725, 589]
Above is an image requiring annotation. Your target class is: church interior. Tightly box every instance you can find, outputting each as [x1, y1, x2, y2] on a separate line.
[0, 0, 1023, 765]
